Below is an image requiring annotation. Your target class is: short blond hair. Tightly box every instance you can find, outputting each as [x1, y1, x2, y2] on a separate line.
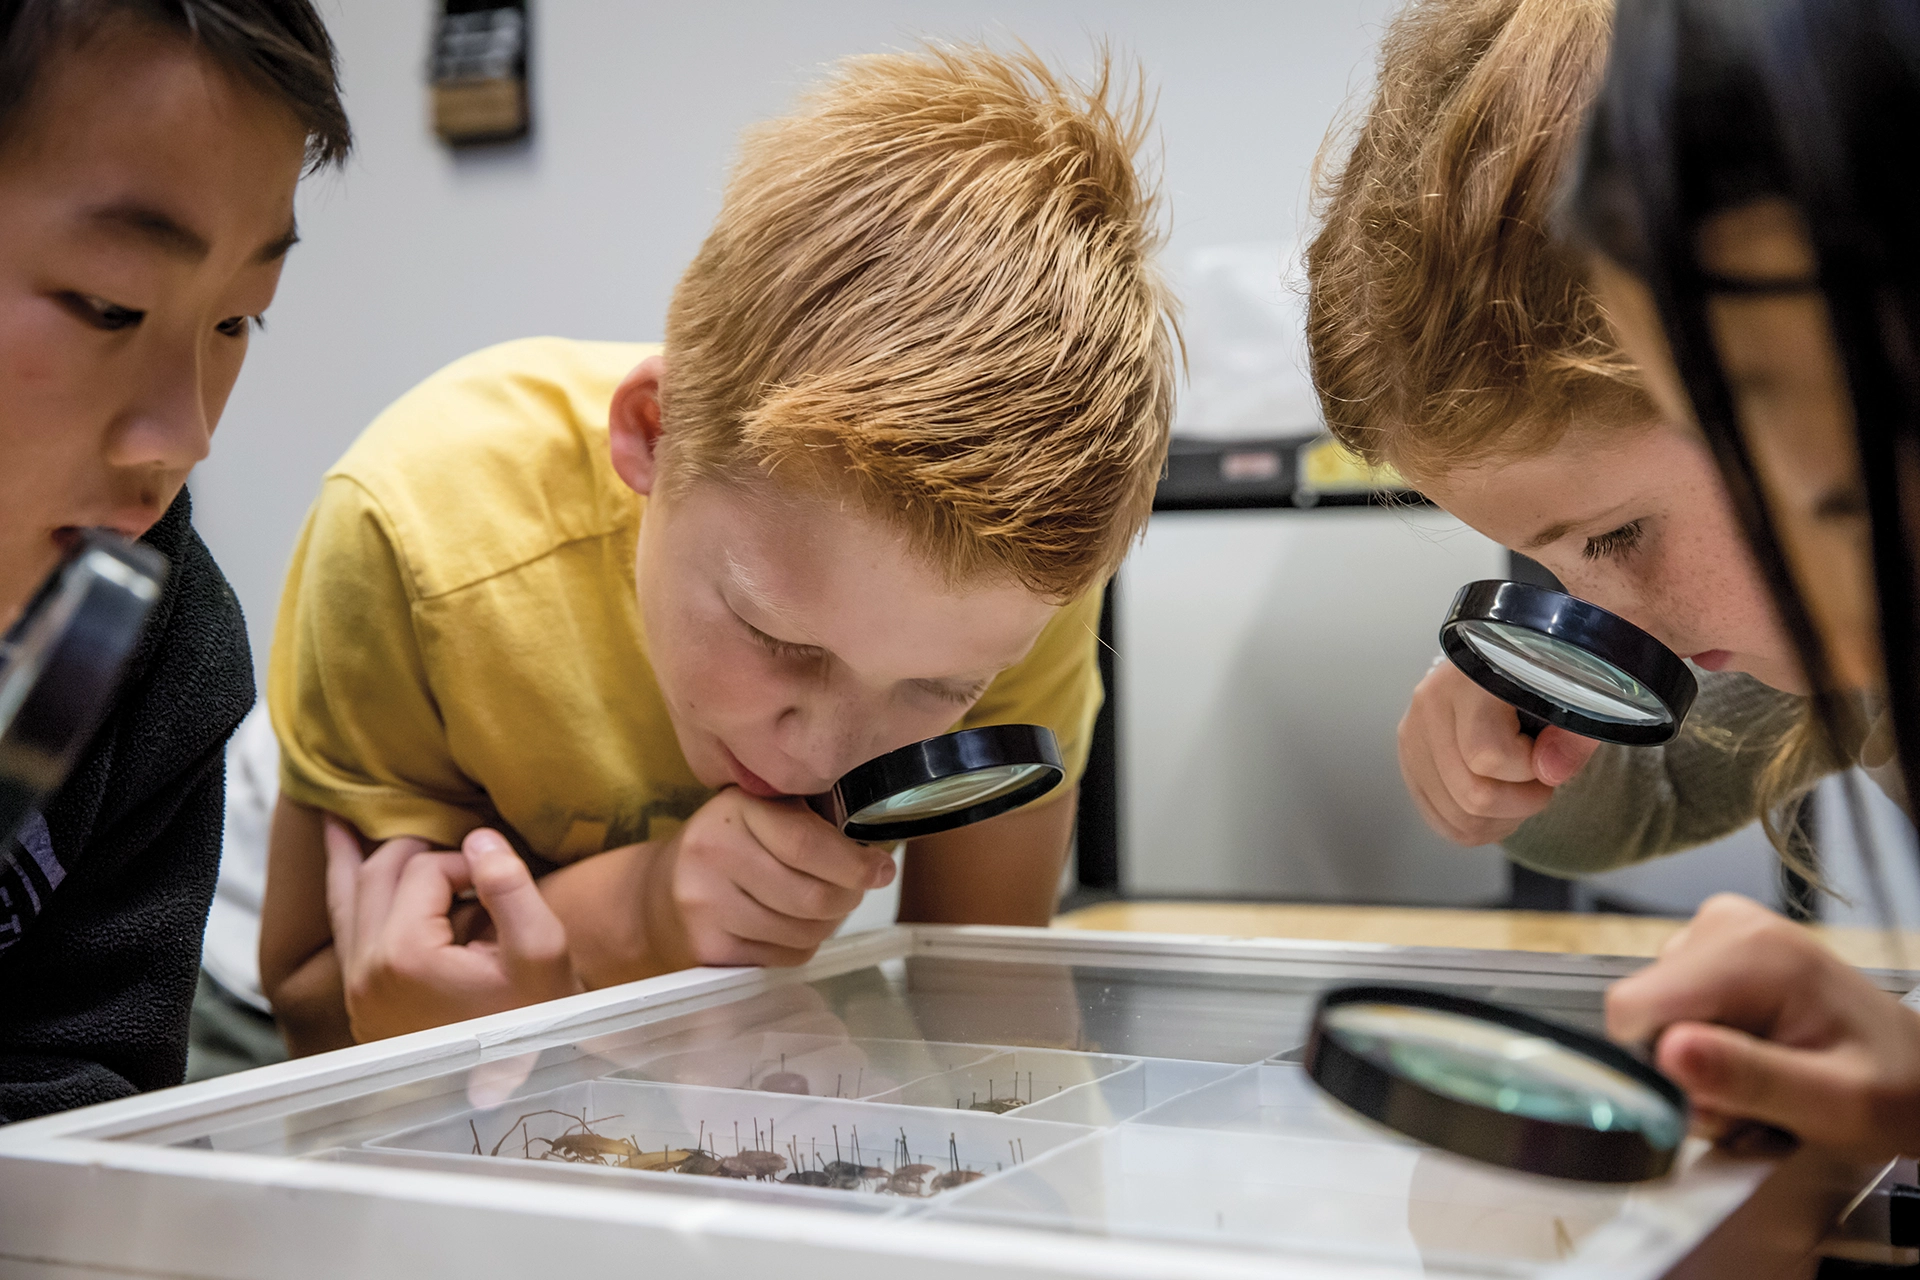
[1305, 0, 1651, 484]
[662, 44, 1176, 600]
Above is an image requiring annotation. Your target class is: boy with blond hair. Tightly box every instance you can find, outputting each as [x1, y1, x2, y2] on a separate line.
[262, 45, 1175, 1051]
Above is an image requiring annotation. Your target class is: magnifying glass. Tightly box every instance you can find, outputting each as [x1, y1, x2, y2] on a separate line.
[1304, 984, 1689, 1182]
[1441, 580, 1698, 745]
[806, 723, 1064, 842]
[0, 532, 167, 847]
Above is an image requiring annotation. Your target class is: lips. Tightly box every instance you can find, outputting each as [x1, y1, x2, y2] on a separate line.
[1687, 649, 1733, 672]
[721, 743, 790, 799]
[55, 515, 156, 549]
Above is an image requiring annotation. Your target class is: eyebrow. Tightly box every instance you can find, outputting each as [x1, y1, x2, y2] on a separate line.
[86, 202, 300, 265]
[723, 552, 808, 632]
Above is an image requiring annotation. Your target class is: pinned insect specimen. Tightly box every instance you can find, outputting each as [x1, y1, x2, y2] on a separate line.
[928, 1133, 985, 1192]
[476, 1109, 992, 1198]
[759, 1054, 809, 1095]
[965, 1072, 1036, 1115]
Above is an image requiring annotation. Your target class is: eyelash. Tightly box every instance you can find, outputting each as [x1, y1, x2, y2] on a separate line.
[924, 682, 985, 707]
[61, 293, 263, 339]
[217, 314, 266, 338]
[1583, 520, 1646, 562]
[746, 622, 820, 662]
[62, 293, 143, 332]
[743, 618, 982, 704]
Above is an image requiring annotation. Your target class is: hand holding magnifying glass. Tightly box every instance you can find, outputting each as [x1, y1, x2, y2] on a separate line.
[1441, 580, 1699, 745]
[805, 723, 1064, 842]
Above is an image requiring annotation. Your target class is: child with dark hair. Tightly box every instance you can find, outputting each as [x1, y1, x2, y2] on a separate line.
[0, 0, 349, 1121]
[1573, 0, 1920, 1158]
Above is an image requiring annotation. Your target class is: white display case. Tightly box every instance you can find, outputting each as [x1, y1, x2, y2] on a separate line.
[0, 927, 1900, 1279]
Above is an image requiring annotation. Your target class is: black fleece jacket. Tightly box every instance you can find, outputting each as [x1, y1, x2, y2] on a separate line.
[0, 490, 254, 1123]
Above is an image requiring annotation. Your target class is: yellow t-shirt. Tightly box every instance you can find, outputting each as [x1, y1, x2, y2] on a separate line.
[268, 337, 1104, 863]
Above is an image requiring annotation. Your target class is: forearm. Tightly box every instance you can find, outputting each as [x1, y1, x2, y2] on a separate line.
[537, 838, 692, 987]
[269, 945, 355, 1057]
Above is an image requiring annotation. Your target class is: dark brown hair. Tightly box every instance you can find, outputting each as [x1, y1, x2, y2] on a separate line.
[0, 0, 350, 170]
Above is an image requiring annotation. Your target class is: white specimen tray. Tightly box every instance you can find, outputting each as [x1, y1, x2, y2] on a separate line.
[0, 925, 1904, 1279]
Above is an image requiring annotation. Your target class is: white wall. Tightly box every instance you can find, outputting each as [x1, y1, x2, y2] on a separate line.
[1118, 508, 1513, 905]
[193, 0, 1399, 664]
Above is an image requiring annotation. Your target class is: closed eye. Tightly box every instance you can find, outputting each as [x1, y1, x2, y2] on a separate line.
[914, 678, 991, 707]
[216, 314, 266, 338]
[59, 292, 144, 332]
[1582, 519, 1645, 561]
[744, 619, 823, 662]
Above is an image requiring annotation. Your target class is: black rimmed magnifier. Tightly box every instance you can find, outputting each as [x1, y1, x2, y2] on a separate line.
[1305, 984, 1691, 1182]
[1441, 580, 1698, 745]
[1, 531, 168, 847]
[806, 723, 1064, 842]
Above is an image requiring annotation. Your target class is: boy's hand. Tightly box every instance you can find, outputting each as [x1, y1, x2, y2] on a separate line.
[1607, 893, 1920, 1159]
[645, 788, 896, 969]
[324, 817, 581, 1043]
[1399, 660, 1601, 845]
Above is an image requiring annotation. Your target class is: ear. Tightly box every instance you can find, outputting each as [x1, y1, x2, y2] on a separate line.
[607, 354, 667, 496]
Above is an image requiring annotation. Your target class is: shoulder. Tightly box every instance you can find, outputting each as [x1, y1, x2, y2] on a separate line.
[328, 338, 660, 598]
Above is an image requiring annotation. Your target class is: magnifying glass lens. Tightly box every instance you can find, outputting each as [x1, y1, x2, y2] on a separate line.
[847, 762, 1053, 826]
[811, 724, 1065, 841]
[1455, 619, 1668, 727]
[1322, 1003, 1685, 1151]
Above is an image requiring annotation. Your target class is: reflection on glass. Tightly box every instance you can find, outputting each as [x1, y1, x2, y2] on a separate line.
[849, 763, 1052, 824]
[1457, 620, 1668, 725]
[108, 951, 1688, 1274]
[1321, 1003, 1684, 1151]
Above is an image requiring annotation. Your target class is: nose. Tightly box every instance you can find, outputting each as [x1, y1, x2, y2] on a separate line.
[777, 686, 891, 788]
[102, 338, 214, 477]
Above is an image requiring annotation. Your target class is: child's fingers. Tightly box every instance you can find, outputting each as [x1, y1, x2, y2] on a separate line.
[350, 832, 435, 956]
[462, 828, 570, 980]
[720, 837, 864, 923]
[384, 851, 470, 950]
[1454, 690, 1547, 785]
[1532, 726, 1601, 787]
[1655, 1020, 1837, 1142]
[737, 796, 891, 891]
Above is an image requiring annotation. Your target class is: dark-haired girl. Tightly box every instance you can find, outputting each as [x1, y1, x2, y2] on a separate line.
[1574, 0, 1920, 1157]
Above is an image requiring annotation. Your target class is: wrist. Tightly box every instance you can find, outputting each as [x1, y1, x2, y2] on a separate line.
[539, 839, 690, 987]
[639, 834, 698, 976]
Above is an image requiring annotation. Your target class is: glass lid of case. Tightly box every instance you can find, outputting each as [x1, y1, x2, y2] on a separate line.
[86, 935, 1778, 1279]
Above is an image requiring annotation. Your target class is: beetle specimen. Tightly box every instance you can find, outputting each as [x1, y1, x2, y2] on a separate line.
[966, 1073, 1035, 1115]
[477, 1109, 995, 1198]
[929, 1134, 984, 1192]
[759, 1054, 809, 1095]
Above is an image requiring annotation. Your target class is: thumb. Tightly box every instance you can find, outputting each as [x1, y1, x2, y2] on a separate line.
[1532, 726, 1601, 787]
[1655, 1020, 1834, 1140]
[461, 828, 569, 974]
